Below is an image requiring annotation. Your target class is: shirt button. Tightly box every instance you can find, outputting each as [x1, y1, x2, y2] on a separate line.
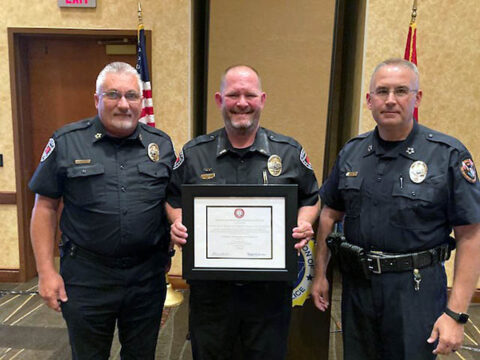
[81, 169, 87, 174]
[122, 209, 128, 215]
[240, 159, 245, 164]
[121, 186, 126, 192]
[411, 192, 416, 196]
[376, 177, 381, 182]
[120, 164, 125, 170]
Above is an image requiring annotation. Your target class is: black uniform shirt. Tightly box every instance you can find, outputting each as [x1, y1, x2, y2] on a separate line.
[29, 116, 176, 257]
[320, 121, 480, 253]
[166, 127, 319, 208]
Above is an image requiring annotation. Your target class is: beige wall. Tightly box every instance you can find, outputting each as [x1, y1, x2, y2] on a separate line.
[0, 0, 191, 269]
[361, 0, 480, 288]
[207, 0, 336, 178]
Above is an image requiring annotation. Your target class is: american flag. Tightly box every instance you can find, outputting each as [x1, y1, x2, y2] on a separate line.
[136, 24, 155, 127]
[404, 0, 418, 121]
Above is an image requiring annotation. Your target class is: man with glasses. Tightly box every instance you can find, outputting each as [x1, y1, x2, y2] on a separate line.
[29, 62, 175, 359]
[312, 58, 480, 359]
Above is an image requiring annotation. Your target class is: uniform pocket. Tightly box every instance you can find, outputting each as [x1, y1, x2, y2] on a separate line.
[390, 182, 436, 229]
[65, 163, 105, 205]
[338, 176, 363, 217]
[137, 162, 170, 201]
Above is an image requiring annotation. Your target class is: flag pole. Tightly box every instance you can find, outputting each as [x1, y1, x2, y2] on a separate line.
[410, 0, 417, 24]
[138, 2, 143, 26]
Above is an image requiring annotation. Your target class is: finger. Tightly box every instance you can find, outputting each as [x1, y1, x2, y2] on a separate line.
[58, 285, 68, 303]
[427, 327, 439, 344]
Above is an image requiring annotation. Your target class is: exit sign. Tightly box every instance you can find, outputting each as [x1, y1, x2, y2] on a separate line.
[58, 0, 96, 7]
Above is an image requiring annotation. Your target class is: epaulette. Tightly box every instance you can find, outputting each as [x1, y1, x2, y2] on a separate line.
[184, 133, 216, 150]
[264, 129, 301, 149]
[139, 122, 171, 140]
[421, 126, 464, 151]
[346, 131, 371, 144]
[54, 118, 94, 138]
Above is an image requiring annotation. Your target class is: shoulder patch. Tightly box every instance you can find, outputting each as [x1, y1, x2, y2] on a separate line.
[300, 148, 313, 170]
[40, 138, 56, 162]
[460, 158, 477, 183]
[173, 149, 185, 170]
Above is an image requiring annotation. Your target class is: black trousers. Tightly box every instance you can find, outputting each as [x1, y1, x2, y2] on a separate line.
[189, 281, 292, 360]
[342, 263, 447, 360]
[60, 249, 166, 360]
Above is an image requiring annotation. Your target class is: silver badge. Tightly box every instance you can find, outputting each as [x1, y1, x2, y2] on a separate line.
[409, 161, 428, 184]
[267, 155, 282, 177]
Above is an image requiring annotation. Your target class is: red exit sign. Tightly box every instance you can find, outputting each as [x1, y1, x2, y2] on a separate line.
[58, 0, 96, 7]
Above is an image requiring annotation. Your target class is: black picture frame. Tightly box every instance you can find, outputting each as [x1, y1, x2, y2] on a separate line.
[181, 184, 298, 281]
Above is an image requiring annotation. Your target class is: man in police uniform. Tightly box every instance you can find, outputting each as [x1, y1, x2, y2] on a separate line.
[166, 65, 319, 359]
[312, 58, 480, 359]
[29, 62, 175, 359]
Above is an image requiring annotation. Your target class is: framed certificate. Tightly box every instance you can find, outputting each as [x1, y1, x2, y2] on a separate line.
[181, 184, 298, 281]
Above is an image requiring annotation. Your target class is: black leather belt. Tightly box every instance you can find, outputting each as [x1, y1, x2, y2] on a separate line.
[366, 243, 450, 274]
[65, 242, 156, 269]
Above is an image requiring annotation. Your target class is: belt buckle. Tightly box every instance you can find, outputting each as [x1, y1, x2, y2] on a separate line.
[367, 252, 383, 274]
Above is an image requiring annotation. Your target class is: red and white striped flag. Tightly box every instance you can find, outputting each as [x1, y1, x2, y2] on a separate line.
[136, 21, 155, 127]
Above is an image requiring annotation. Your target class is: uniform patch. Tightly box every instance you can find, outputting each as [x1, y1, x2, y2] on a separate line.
[300, 148, 313, 170]
[267, 155, 282, 176]
[148, 143, 160, 162]
[173, 149, 185, 170]
[409, 161, 428, 184]
[40, 138, 55, 162]
[460, 159, 477, 183]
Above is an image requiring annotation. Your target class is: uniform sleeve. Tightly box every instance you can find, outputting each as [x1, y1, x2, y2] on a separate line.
[296, 148, 319, 207]
[166, 147, 186, 208]
[448, 149, 480, 226]
[319, 159, 345, 212]
[28, 136, 64, 199]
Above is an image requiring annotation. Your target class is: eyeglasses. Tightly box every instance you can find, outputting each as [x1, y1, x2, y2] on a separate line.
[101, 90, 141, 102]
[370, 87, 418, 99]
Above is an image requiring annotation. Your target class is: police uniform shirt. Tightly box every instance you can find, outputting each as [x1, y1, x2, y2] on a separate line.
[29, 116, 175, 257]
[320, 120, 480, 253]
[166, 127, 318, 209]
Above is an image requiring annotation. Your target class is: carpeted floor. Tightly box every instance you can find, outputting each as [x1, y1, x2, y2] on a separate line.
[1, 277, 479, 359]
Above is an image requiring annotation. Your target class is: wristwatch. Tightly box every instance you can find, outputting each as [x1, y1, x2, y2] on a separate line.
[444, 307, 469, 324]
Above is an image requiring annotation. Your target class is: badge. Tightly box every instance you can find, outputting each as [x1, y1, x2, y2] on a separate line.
[148, 143, 160, 162]
[346, 171, 358, 177]
[267, 155, 282, 176]
[292, 239, 315, 307]
[460, 159, 477, 183]
[300, 148, 313, 170]
[40, 138, 55, 162]
[409, 161, 428, 183]
[173, 149, 184, 170]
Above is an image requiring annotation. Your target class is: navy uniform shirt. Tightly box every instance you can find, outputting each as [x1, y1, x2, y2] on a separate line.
[29, 116, 175, 257]
[166, 127, 318, 209]
[320, 121, 480, 253]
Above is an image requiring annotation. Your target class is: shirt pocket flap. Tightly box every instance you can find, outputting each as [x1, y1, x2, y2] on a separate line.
[391, 183, 434, 202]
[137, 162, 170, 178]
[66, 163, 105, 178]
[338, 176, 363, 190]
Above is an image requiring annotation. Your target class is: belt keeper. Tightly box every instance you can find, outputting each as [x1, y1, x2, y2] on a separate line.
[411, 253, 421, 269]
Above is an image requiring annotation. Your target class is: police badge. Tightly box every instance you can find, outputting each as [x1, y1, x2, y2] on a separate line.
[148, 143, 160, 162]
[267, 155, 282, 176]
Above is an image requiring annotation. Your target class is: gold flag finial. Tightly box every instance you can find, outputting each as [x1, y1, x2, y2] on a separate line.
[410, 0, 418, 24]
[138, 2, 143, 25]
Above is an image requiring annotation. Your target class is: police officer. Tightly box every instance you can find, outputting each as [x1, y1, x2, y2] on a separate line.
[166, 65, 319, 359]
[312, 58, 480, 359]
[29, 62, 175, 360]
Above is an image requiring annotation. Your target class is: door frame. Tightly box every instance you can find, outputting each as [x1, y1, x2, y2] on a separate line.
[6, 28, 151, 282]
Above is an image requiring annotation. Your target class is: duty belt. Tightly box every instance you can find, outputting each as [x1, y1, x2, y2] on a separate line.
[366, 243, 451, 274]
[63, 241, 157, 269]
